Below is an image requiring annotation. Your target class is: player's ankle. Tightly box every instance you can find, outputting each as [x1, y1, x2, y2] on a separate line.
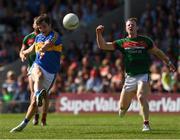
[35, 113, 39, 119]
[119, 109, 127, 117]
[144, 120, 149, 125]
[23, 118, 29, 124]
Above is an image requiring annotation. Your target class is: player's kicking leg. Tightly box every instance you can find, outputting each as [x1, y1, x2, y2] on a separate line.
[136, 81, 151, 132]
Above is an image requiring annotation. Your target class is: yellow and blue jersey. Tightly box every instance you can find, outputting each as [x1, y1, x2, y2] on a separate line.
[34, 31, 62, 74]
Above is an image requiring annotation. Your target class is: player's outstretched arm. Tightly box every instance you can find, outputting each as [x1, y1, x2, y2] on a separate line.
[39, 40, 52, 53]
[148, 47, 176, 72]
[23, 43, 35, 55]
[38, 39, 55, 59]
[96, 25, 114, 51]
[20, 44, 35, 62]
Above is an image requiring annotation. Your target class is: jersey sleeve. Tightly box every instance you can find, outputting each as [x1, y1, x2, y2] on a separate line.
[22, 35, 29, 46]
[113, 39, 124, 52]
[145, 36, 154, 50]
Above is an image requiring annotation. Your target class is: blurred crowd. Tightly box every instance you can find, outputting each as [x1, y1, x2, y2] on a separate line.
[139, 0, 179, 93]
[0, 0, 179, 110]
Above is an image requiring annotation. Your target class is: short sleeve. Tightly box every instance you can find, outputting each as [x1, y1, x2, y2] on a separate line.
[145, 36, 154, 50]
[113, 39, 124, 52]
[22, 35, 29, 46]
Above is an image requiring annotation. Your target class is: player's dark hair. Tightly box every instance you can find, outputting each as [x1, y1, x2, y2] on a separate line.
[36, 14, 51, 25]
[126, 17, 138, 24]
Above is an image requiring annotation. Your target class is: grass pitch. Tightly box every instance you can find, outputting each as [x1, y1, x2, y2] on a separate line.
[1, 113, 180, 139]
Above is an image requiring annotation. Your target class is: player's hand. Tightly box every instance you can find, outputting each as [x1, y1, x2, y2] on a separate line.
[39, 47, 46, 53]
[96, 25, 104, 34]
[168, 62, 176, 72]
[39, 48, 45, 59]
[20, 51, 27, 62]
[39, 52, 45, 59]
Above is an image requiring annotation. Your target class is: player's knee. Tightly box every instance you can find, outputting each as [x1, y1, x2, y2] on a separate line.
[119, 104, 129, 111]
[37, 70, 43, 78]
[137, 93, 146, 102]
[120, 106, 125, 110]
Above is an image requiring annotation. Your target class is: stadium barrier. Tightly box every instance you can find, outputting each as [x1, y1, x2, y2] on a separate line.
[56, 93, 180, 115]
[1, 93, 180, 114]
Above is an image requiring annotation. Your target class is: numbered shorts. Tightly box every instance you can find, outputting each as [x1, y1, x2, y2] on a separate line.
[123, 73, 149, 92]
[30, 63, 56, 93]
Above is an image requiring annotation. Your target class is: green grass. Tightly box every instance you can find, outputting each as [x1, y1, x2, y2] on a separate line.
[1, 113, 180, 139]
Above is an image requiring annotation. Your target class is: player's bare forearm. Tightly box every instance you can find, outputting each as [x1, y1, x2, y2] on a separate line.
[39, 41, 53, 59]
[20, 44, 26, 53]
[23, 44, 35, 56]
[149, 47, 169, 64]
[96, 25, 114, 51]
[149, 47, 176, 72]
[19, 44, 35, 62]
[19, 44, 26, 57]
[39, 41, 52, 52]
[96, 32, 105, 49]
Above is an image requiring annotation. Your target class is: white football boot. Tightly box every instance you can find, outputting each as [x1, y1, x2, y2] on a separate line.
[10, 122, 27, 133]
[142, 124, 151, 132]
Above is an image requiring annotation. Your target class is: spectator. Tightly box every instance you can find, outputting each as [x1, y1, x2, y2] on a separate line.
[150, 63, 162, 93]
[161, 65, 175, 93]
[13, 75, 29, 102]
[1, 70, 18, 113]
[2, 70, 18, 102]
[86, 68, 103, 93]
[110, 67, 124, 93]
[74, 70, 86, 94]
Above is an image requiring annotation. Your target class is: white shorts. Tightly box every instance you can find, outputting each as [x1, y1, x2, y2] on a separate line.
[30, 63, 56, 93]
[27, 66, 32, 76]
[123, 73, 149, 92]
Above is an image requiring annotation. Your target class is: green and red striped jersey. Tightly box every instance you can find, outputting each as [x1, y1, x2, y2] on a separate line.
[22, 32, 36, 67]
[114, 35, 154, 76]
